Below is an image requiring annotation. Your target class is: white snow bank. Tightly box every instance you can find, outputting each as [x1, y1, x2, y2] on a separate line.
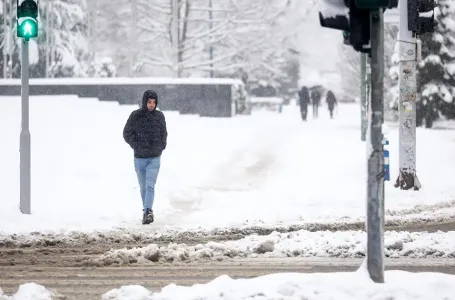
[0, 283, 59, 300]
[4, 268, 455, 300]
[250, 97, 284, 104]
[0, 288, 6, 300]
[0, 77, 243, 86]
[89, 230, 455, 266]
[103, 268, 455, 300]
[102, 285, 152, 300]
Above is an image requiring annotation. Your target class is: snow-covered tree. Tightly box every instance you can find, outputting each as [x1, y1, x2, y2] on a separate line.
[0, 1, 18, 78]
[337, 43, 360, 100]
[86, 57, 117, 77]
[95, 0, 131, 76]
[213, 0, 308, 94]
[390, 0, 455, 128]
[416, 0, 455, 127]
[89, 0, 311, 92]
[46, 0, 88, 78]
[0, 0, 89, 78]
[383, 24, 399, 121]
[134, 0, 263, 77]
[132, 0, 306, 82]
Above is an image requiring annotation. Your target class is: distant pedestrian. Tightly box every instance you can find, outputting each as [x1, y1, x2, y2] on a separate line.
[298, 86, 310, 121]
[326, 90, 337, 119]
[311, 89, 321, 118]
[123, 90, 168, 225]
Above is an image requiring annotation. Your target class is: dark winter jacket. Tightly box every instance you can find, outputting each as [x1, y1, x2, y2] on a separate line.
[123, 90, 168, 158]
[326, 90, 337, 110]
[298, 86, 310, 108]
[311, 90, 321, 105]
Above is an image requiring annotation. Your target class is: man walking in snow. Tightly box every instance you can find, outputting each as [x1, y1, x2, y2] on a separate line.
[123, 90, 168, 225]
[311, 88, 321, 119]
[326, 90, 337, 119]
[298, 85, 310, 121]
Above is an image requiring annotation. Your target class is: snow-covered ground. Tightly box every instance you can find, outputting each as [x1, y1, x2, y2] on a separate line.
[2, 265, 455, 300]
[103, 267, 455, 300]
[84, 229, 455, 266]
[1, 95, 455, 236]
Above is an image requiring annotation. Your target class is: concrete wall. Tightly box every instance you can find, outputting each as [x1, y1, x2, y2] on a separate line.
[0, 80, 236, 118]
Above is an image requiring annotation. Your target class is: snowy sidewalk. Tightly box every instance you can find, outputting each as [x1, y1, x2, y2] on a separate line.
[1, 96, 455, 235]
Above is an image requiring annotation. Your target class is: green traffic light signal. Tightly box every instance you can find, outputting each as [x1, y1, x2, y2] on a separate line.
[17, 0, 39, 39]
[17, 18, 38, 39]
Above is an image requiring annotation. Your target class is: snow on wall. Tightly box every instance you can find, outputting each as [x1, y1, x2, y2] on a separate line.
[0, 77, 244, 86]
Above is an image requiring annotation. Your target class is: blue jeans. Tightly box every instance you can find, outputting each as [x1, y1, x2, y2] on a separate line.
[134, 157, 161, 211]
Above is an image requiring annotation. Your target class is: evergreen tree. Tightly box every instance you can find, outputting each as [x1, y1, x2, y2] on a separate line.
[46, 0, 88, 78]
[417, 0, 455, 127]
[388, 0, 455, 128]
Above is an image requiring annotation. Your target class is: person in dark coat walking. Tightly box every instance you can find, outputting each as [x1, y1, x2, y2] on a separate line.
[311, 89, 321, 118]
[123, 90, 168, 225]
[326, 90, 337, 119]
[298, 86, 310, 121]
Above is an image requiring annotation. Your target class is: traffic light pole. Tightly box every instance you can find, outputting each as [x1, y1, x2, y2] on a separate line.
[20, 38, 31, 214]
[360, 53, 368, 141]
[367, 8, 385, 284]
[394, 0, 421, 191]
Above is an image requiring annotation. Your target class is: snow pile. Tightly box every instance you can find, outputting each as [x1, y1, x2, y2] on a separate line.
[0, 283, 61, 300]
[102, 269, 455, 300]
[4, 269, 455, 300]
[0, 288, 6, 300]
[102, 285, 152, 300]
[87, 230, 455, 266]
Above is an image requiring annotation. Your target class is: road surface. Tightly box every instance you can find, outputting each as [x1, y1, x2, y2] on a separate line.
[1, 222, 455, 300]
[2, 247, 455, 300]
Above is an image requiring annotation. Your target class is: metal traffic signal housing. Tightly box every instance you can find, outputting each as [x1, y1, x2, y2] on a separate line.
[348, 0, 371, 53]
[355, 0, 398, 9]
[408, 0, 436, 34]
[319, 0, 350, 32]
[17, 0, 39, 39]
[319, 0, 398, 53]
[319, 0, 370, 53]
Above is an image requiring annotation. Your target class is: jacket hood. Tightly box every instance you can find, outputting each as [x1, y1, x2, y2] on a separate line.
[142, 90, 158, 111]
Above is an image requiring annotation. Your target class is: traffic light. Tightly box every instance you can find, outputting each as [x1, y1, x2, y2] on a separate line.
[17, 0, 39, 39]
[319, 0, 370, 53]
[319, 0, 398, 53]
[408, 0, 436, 34]
[348, 2, 371, 53]
[355, 0, 398, 9]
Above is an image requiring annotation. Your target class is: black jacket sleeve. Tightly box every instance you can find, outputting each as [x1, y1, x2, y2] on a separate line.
[159, 112, 168, 150]
[123, 111, 137, 149]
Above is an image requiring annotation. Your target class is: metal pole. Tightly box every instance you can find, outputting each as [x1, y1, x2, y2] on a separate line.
[394, 0, 421, 191]
[366, 55, 371, 135]
[208, 0, 214, 78]
[20, 38, 31, 215]
[367, 8, 385, 284]
[360, 53, 367, 141]
[172, 0, 179, 77]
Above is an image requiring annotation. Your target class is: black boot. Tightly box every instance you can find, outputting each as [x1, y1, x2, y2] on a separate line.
[142, 208, 154, 225]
